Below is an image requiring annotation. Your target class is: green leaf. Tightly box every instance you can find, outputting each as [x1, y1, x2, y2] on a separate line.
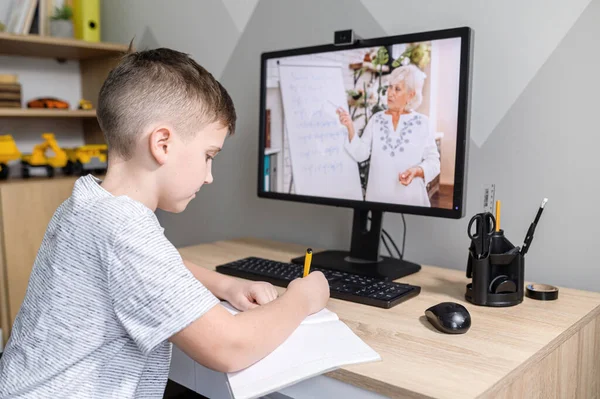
[372, 47, 389, 66]
[377, 47, 389, 64]
[51, 5, 73, 20]
[371, 104, 383, 114]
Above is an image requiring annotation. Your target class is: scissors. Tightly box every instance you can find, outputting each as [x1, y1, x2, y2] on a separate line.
[468, 212, 496, 259]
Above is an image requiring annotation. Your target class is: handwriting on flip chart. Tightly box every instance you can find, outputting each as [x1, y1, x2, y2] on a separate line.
[278, 63, 362, 200]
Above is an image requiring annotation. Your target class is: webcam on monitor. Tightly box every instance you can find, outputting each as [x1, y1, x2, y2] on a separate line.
[334, 29, 360, 46]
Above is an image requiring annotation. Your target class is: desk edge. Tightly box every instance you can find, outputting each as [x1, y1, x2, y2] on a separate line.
[325, 368, 438, 399]
[478, 302, 600, 398]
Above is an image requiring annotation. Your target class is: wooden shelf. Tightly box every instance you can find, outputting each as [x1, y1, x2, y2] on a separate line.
[0, 32, 129, 60]
[0, 109, 96, 118]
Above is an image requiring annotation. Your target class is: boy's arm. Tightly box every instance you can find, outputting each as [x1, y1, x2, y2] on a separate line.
[183, 259, 278, 310]
[182, 259, 236, 299]
[169, 271, 329, 373]
[109, 215, 328, 374]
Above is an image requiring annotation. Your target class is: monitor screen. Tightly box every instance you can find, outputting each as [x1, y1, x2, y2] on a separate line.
[258, 27, 472, 219]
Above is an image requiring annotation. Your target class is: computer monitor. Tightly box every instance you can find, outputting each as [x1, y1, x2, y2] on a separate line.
[258, 27, 473, 280]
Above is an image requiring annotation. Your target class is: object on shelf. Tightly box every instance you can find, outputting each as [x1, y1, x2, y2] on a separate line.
[50, 4, 73, 38]
[0, 75, 18, 85]
[0, 135, 22, 180]
[63, 144, 107, 176]
[21, 133, 68, 178]
[0, 100, 22, 109]
[78, 99, 93, 110]
[73, 0, 100, 42]
[0, 75, 22, 108]
[28, 0, 53, 36]
[27, 97, 69, 109]
[6, 0, 37, 34]
[265, 109, 271, 148]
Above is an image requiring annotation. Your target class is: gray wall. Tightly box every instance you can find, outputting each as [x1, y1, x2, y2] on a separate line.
[101, 0, 599, 292]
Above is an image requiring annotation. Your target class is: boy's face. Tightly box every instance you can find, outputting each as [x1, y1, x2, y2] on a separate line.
[157, 122, 228, 213]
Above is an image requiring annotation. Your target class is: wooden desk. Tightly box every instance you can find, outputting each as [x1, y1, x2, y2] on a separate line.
[177, 238, 600, 399]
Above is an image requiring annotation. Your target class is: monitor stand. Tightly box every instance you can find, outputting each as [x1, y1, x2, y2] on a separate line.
[291, 209, 421, 281]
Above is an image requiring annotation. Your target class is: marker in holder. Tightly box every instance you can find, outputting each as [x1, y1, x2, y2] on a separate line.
[465, 229, 525, 307]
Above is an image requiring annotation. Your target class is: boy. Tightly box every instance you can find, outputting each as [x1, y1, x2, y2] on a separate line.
[0, 48, 329, 398]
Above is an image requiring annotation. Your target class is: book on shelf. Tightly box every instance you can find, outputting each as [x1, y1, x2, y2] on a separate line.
[6, 0, 38, 35]
[0, 75, 19, 85]
[0, 82, 23, 109]
[263, 148, 281, 193]
[0, 101, 22, 108]
[35, 0, 53, 36]
[263, 154, 270, 192]
[265, 108, 271, 148]
[0, 83, 22, 93]
[0, 93, 22, 101]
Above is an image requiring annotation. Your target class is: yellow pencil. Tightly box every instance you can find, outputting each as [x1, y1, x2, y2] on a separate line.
[303, 248, 313, 277]
[495, 200, 501, 232]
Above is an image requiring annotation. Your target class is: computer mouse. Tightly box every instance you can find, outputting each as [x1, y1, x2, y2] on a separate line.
[425, 302, 471, 334]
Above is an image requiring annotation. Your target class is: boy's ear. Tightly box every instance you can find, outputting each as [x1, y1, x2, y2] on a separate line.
[148, 126, 172, 165]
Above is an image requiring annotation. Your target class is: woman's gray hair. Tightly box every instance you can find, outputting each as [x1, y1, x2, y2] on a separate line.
[388, 64, 427, 111]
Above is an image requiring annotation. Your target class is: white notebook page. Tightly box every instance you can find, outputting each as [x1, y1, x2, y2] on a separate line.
[219, 302, 381, 399]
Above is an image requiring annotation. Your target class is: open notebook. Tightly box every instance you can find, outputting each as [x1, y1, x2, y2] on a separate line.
[220, 301, 381, 399]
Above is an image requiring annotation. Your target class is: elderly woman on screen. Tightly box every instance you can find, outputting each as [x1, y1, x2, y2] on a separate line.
[337, 64, 440, 207]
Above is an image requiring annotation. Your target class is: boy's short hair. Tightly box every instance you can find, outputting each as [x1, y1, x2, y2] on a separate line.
[97, 47, 236, 159]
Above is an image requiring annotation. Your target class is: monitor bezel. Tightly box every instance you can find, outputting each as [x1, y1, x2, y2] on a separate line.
[257, 26, 473, 219]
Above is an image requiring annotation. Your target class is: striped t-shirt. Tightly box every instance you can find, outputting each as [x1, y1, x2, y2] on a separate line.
[0, 175, 219, 398]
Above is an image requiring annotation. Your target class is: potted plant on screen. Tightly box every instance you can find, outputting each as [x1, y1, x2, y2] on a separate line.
[50, 4, 73, 38]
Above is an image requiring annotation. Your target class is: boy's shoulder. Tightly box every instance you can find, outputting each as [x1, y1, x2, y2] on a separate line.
[66, 175, 159, 233]
[94, 194, 154, 219]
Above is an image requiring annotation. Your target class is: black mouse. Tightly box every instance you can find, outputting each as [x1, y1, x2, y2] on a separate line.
[425, 302, 471, 334]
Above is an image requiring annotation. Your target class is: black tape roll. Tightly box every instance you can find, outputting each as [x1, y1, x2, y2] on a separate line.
[526, 284, 559, 300]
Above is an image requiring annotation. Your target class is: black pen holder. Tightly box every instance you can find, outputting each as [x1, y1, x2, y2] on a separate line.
[465, 230, 524, 307]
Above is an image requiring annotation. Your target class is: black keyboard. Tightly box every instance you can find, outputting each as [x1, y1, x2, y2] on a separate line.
[215, 257, 420, 309]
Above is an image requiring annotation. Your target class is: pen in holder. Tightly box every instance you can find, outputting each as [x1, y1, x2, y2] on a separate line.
[465, 225, 525, 307]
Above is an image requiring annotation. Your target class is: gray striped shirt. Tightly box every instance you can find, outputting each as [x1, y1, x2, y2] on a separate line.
[0, 175, 219, 398]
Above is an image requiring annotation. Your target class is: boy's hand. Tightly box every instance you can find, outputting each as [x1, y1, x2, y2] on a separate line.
[224, 280, 279, 311]
[287, 271, 330, 315]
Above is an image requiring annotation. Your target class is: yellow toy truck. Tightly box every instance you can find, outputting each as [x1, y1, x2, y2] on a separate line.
[63, 144, 108, 176]
[21, 133, 68, 178]
[0, 135, 22, 179]
[78, 99, 93, 110]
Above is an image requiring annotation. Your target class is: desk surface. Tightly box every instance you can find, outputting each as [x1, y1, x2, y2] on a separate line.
[178, 238, 600, 399]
